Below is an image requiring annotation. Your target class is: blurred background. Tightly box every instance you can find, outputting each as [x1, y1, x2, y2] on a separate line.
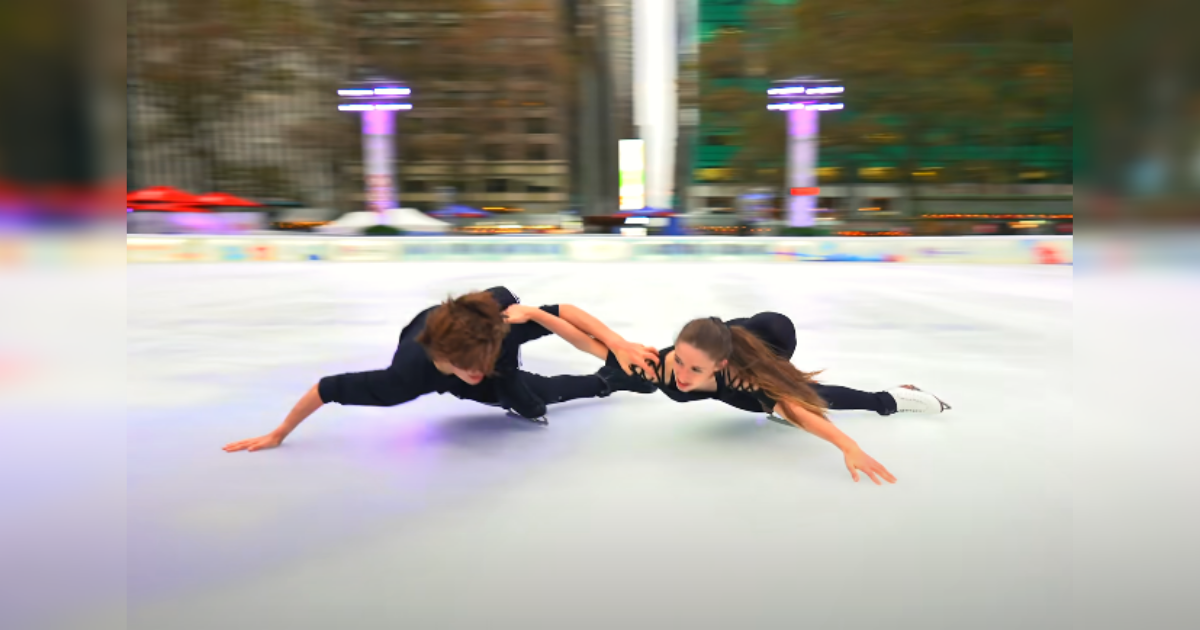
[7, 1, 1200, 629]
[120, 0, 1074, 239]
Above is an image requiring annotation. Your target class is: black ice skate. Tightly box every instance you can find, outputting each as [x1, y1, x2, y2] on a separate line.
[494, 374, 549, 423]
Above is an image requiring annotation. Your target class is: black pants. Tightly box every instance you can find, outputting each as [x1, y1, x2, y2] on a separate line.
[453, 372, 607, 409]
[729, 312, 898, 416]
[812, 385, 897, 416]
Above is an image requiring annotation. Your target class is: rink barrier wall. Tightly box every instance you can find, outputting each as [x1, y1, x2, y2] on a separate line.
[126, 235, 1073, 265]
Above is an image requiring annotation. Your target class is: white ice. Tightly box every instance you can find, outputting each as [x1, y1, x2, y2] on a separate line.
[115, 262, 1069, 629]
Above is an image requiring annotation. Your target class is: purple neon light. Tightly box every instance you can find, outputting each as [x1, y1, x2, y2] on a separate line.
[363, 108, 395, 135]
[338, 87, 412, 97]
[338, 103, 413, 112]
[767, 102, 844, 112]
[767, 86, 845, 96]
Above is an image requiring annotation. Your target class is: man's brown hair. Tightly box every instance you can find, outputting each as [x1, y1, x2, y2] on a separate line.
[416, 291, 510, 374]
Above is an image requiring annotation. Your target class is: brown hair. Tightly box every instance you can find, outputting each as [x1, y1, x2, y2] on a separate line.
[677, 317, 827, 417]
[416, 291, 510, 374]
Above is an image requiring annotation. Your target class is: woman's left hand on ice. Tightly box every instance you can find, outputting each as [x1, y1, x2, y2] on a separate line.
[502, 304, 539, 324]
[843, 447, 897, 485]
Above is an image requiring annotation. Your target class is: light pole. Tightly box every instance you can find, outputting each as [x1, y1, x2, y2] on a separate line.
[766, 77, 845, 228]
[337, 80, 413, 216]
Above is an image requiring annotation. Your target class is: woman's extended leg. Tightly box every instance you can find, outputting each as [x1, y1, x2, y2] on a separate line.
[814, 384, 898, 415]
[814, 384, 950, 416]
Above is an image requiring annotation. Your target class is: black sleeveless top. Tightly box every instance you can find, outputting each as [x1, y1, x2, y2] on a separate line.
[631, 313, 798, 413]
[641, 345, 777, 413]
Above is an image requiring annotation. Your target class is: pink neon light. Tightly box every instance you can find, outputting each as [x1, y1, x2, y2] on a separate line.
[767, 86, 844, 96]
[338, 103, 413, 112]
[767, 102, 844, 112]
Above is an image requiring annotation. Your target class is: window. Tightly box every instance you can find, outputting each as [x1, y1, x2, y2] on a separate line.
[401, 117, 424, 134]
[527, 184, 554, 193]
[520, 89, 549, 107]
[359, 12, 387, 26]
[485, 178, 509, 193]
[490, 119, 508, 134]
[526, 145, 549, 161]
[704, 135, 732, 146]
[860, 198, 890, 213]
[522, 65, 548, 80]
[707, 197, 736, 212]
[526, 119, 548, 134]
[405, 180, 428, 193]
[485, 144, 506, 161]
[388, 12, 418, 25]
[816, 166, 842, 182]
[858, 167, 898, 182]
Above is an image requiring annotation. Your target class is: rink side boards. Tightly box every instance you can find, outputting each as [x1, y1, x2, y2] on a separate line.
[126, 235, 1073, 266]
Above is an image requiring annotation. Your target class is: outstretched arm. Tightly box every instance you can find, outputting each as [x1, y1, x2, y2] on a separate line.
[557, 304, 658, 375]
[225, 349, 432, 453]
[505, 305, 608, 360]
[224, 384, 324, 452]
[775, 401, 897, 485]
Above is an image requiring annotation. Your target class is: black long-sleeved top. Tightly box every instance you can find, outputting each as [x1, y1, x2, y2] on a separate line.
[317, 287, 559, 408]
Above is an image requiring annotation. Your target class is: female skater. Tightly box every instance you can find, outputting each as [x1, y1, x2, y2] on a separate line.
[552, 309, 951, 485]
[223, 287, 656, 453]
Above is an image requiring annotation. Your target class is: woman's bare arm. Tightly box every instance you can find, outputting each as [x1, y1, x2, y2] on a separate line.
[775, 401, 897, 485]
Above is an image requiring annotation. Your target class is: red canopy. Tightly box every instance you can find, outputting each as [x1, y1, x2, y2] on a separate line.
[127, 186, 199, 204]
[194, 192, 263, 208]
[127, 187, 205, 212]
[126, 188, 263, 212]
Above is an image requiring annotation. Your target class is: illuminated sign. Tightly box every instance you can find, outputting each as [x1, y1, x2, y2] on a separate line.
[619, 139, 645, 211]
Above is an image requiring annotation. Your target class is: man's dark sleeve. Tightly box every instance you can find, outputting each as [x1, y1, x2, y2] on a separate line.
[486, 286, 520, 309]
[506, 305, 562, 346]
[318, 344, 434, 407]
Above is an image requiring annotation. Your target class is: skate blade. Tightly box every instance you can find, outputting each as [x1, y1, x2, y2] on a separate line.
[765, 413, 795, 428]
[506, 410, 549, 425]
[900, 384, 952, 413]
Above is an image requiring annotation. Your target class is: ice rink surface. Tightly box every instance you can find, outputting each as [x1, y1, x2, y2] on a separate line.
[115, 262, 1067, 629]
